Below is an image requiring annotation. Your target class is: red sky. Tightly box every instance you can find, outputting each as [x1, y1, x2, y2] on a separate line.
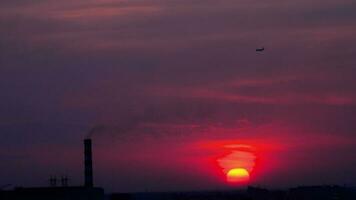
[1, 0, 356, 192]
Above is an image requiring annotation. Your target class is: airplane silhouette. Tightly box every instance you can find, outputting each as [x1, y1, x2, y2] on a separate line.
[256, 47, 265, 52]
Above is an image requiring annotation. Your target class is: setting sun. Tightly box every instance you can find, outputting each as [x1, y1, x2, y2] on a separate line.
[215, 143, 256, 184]
[227, 168, 250, 183]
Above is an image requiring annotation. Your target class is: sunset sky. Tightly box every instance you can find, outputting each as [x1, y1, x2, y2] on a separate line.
[1, 0, 356, 192]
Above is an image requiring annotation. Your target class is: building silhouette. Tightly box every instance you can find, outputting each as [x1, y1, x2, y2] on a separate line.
[0, 138, 104, 200]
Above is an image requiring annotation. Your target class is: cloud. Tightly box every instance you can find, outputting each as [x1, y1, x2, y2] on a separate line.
[145, 75, 356, 106]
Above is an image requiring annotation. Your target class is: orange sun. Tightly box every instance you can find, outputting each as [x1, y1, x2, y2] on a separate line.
[226, 168, 250, 183]
[217, 144, 256, 184]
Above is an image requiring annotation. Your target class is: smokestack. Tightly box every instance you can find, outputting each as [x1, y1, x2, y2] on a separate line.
[84, 139, 93, 187]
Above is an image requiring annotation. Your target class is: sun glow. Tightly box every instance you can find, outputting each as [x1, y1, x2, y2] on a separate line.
[217, 144, 256, 184]
[227, 168, 250, 182]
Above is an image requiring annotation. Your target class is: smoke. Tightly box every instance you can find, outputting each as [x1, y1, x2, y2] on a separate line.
[85, 116, 143, 139]
[86, 125, 106, 139]
[85, 118, 242, 141]
[85, 122, 198, 141]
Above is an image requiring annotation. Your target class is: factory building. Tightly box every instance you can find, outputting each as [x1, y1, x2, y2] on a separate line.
[0, 138, 105, 200]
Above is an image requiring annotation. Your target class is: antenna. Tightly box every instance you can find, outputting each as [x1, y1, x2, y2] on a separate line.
[61, 176, 69, 187]
[49, 176, 57, 187]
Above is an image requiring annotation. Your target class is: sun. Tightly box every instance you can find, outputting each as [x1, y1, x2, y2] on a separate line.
[226, 168, 250, 183]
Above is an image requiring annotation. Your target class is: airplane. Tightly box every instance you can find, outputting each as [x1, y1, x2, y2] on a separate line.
[256, 47, 265, 52]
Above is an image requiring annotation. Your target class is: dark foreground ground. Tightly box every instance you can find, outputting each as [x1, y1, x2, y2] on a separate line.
[111, 186, 356, 200]
[1, 185, 356, 200]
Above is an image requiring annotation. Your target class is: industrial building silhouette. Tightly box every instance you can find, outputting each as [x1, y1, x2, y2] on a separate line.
[1, 139, 356, 200]
[0, 138, 105, 200]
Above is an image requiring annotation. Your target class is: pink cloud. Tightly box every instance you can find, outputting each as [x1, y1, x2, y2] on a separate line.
[146, 84, 356, 106]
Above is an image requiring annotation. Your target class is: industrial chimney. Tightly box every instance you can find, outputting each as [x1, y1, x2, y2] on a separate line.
[84, 138, 94, 187]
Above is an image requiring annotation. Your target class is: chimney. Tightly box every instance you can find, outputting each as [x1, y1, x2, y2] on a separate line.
[84, 139, 94, 187]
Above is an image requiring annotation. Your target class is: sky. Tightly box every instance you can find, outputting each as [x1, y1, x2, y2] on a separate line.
[1, 0, 356, 192]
